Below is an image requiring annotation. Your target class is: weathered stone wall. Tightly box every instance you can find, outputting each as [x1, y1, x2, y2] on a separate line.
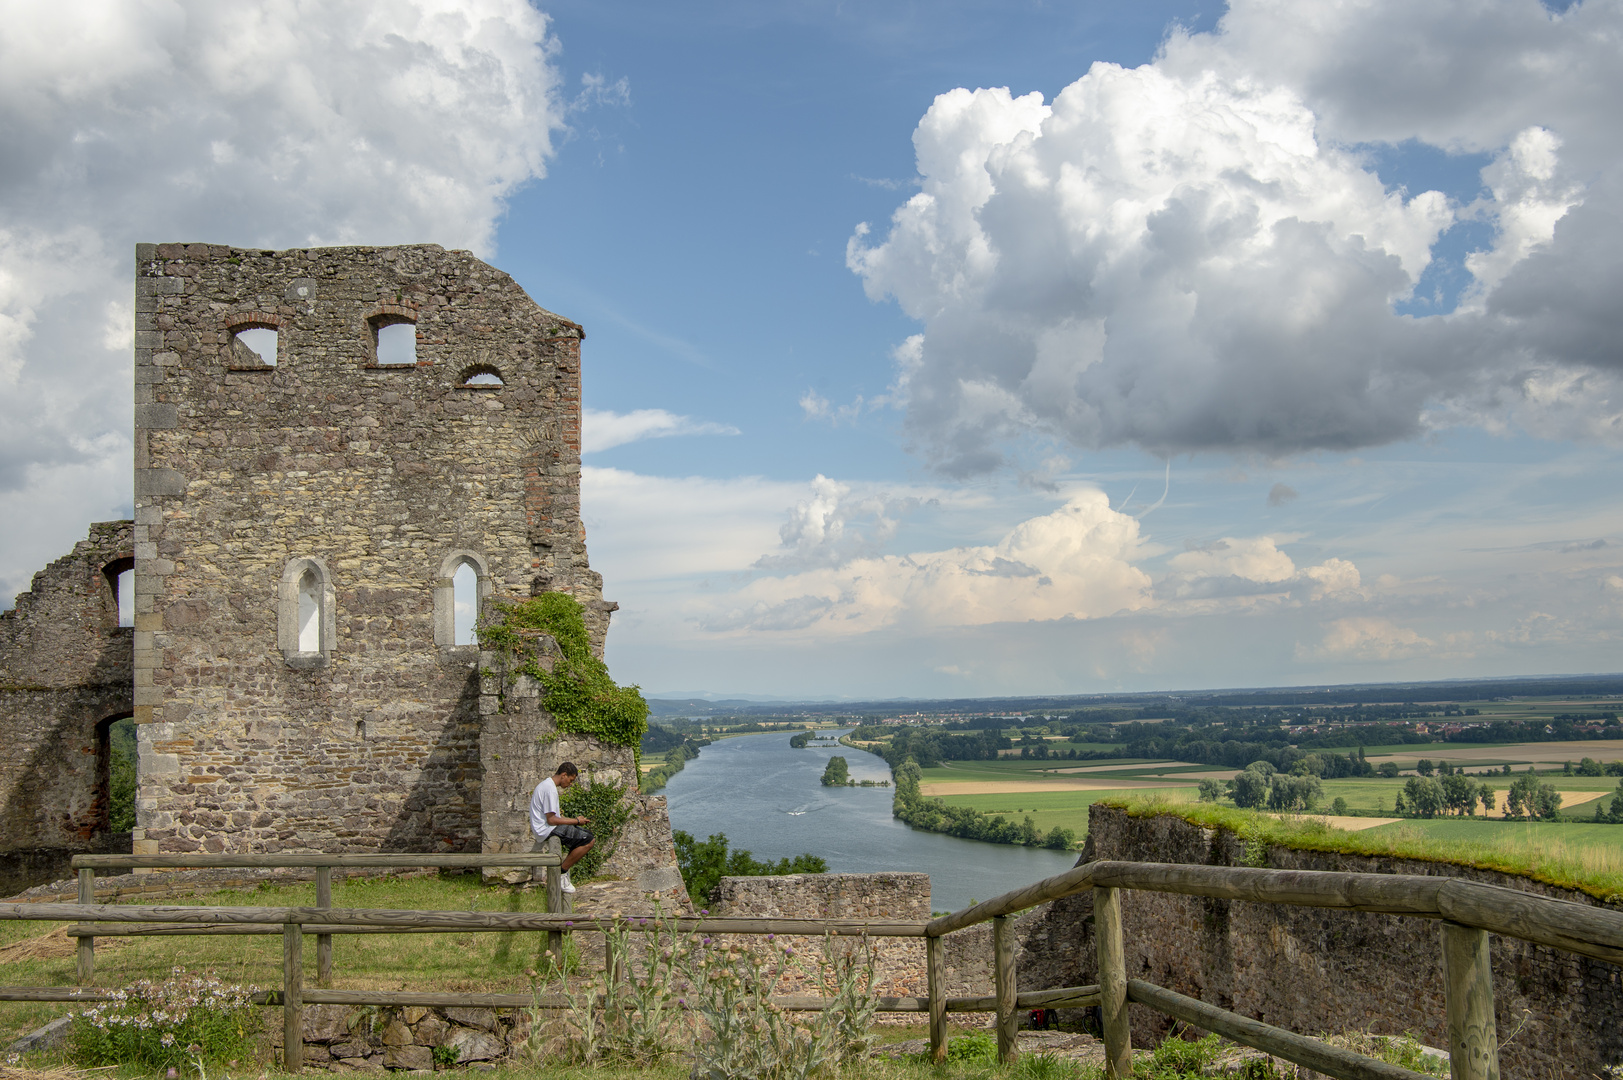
[478, 657, 680, 893]
[1021, 805, 1623, 1080]
[130, 243, 614, 855]
[0, 522, 135, 892]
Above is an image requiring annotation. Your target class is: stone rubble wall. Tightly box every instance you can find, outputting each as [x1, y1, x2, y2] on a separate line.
[0, 521, 135, 892]
[277, 1003, 515, 1073]
[128, 243, 614, 857]
[1019, 804, 1623, 1080]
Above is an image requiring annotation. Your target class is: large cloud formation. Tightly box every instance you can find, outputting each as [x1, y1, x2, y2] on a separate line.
[848, 0, 1622, 476]
[0, 0, 564, 598]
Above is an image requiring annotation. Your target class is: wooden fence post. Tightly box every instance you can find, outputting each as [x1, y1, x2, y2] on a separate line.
[1095, 886, 1131, 1080]
[926, 934, 947, 1065]
[993, 915, 1018, 1064]
[76, 868, 94, 985]
[283, 922, 303, 1074]
[315, 866, 332, 989]
[1442, 922, 1499, 1080]
[545, 837, 564, 964]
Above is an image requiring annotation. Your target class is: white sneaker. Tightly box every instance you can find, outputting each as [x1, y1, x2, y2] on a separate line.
[559, 872, 576, 894]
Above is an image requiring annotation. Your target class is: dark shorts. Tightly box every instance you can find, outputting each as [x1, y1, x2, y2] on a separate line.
[548, 824, 593, 850]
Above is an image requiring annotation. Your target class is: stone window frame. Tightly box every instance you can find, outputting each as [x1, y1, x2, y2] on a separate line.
[278, 556, 335, 669]
[362, 302, 422, 369]
[100, 555, 135, 628]
[224, 311, 288, 370]
[434, 550, 491, 648]
[456, 363, 505, 389]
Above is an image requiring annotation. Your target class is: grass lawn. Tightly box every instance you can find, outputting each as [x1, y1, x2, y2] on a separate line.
[933, 787, 1196, 836]
[0, 872, 564, 1045]
[1364, 817, 1623, 846]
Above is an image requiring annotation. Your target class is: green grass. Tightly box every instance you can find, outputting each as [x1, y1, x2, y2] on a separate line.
[1112, 796, 1623, 900]
[0, 872, 567, 1046]
[936, 787, 1196, 836]
[919, 758, 1163, 783]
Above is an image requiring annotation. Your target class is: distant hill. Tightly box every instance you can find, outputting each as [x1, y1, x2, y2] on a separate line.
[653, 673, 1623, 718]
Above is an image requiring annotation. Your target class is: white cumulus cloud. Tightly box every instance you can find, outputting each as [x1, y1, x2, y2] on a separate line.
[0, 0, 568, 602]
[848, 0, 1623, 475]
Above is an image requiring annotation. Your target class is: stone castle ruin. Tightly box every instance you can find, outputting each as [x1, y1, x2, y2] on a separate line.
[0, 243, 673, 893]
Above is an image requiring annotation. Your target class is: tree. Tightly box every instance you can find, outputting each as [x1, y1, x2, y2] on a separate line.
[820, 756, 852, 786]
[1330, 796, 1349, 815]
[1268, 775, 1322, 813]
[1291, 754, 1325, 777]
[1577, 757, 1605, 776]
[1197, 778, 1224, 802]
[1377, 762, 1401, 779]
[1478, 783, 1496, 817]
[1416, 759, 1435, 777]
[1229, 769, 1269, 809]
[672, 831, 827, 906]
[1403, 776, 1445, 818]
[1442, 772, 1477, 816]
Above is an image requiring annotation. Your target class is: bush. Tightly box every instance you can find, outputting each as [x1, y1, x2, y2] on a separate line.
[944, 1030, 996, 1064]
[672, 831, 827, 906]
[559, 777, 633, 880]
[1330, 796, 1349, 815]
[71, 969, 258, 1071]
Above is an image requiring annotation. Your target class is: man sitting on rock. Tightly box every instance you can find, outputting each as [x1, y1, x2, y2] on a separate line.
[530, 761, 594, 894]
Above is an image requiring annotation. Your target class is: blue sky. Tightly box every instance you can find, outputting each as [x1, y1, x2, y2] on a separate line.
[3, 0, 1622, 699]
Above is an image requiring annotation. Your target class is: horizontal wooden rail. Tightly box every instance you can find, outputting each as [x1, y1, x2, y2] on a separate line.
[925, 863, 1096, 936]
[71, 854, 560, 870]
[924, 860, 1623, 965]
[1127, 979, 1435, 1080]
[0, 984, 1095, 1014]
[1, 902, 926, 937]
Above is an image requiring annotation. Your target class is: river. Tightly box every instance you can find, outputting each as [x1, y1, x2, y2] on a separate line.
[662, 729, 1078, 913]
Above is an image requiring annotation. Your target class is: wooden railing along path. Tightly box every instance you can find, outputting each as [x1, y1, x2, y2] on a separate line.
[3, 854, 1621, 1080]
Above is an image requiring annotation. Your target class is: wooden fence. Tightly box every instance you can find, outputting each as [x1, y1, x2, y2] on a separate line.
[2, 854, 1620, 1080]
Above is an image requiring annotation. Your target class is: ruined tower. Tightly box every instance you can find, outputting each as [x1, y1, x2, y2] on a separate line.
[128, 243, 616, 855]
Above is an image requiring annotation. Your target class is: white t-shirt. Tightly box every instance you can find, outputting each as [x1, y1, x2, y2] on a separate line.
[529, 777, 560, 840]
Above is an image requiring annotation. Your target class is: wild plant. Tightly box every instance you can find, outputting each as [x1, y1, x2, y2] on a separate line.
[527, 907, 691, 1066]
[678, 928, 880, 1080]
[70, 968, 258, 1071]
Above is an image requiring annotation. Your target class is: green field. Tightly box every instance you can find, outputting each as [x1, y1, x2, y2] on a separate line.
[919, 758, 1165, 783]
[1365, 817, 1623, 845]
[932, 787, 1195, 836]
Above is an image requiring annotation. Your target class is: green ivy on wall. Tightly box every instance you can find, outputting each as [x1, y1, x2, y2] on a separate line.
[480, 592, 650, 751]
[559, 777, 635, 880]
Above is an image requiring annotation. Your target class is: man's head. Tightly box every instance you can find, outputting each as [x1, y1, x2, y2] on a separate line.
[554, 761, 579, 789]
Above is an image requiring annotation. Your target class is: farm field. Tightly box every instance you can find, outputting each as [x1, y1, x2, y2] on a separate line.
[1360, 739, 1623, 771]
[934, 786, 1197, 837]
[1315, 777, 1616, 816]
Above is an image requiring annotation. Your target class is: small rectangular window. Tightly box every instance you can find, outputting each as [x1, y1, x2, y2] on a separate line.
[232, 327, 277, 367]
[375, 321, 417, 366]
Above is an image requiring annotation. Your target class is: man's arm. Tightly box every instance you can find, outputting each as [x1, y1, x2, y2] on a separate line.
[545, 811, 591, 826]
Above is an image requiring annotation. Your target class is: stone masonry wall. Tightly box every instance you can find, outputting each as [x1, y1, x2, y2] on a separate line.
[1021, 805, 1623, 1080]
[0, 522, 135, 892]
[130, 243, 614, 855]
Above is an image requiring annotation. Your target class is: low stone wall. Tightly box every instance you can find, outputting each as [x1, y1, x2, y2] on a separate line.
[1020, 805, 1623, 1080]
[276, 1003, 516, 1072]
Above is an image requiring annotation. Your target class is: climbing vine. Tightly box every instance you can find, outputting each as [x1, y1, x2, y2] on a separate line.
[480, 593, 649, 750]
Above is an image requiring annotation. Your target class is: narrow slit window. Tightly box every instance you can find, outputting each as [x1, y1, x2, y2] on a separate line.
[232, 327, 277, 367]
[375, 321, 416, 366]
[452, 562, 478, 645]
[298, 570, 321, 652]
[116, 568, 133, 627]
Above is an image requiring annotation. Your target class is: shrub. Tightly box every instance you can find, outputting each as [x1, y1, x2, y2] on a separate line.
[1330, 797, 1349, 816]
[71, 969, 258, 1071]
[944, 1030, 996, 1064]
[820, 757, 852, 786]
[672, 831, 826, 906]
[559, 777, 634, 880]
